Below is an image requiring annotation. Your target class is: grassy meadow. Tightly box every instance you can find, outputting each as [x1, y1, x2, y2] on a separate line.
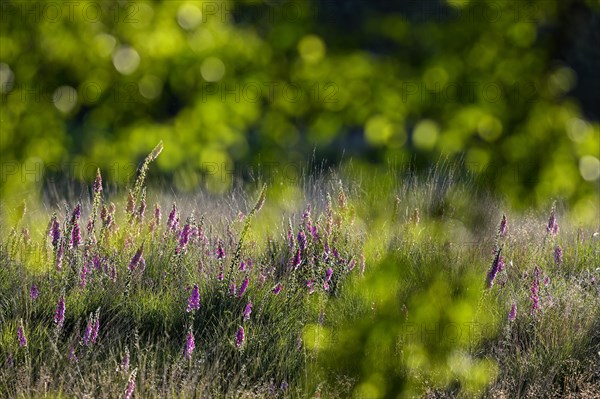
[1, 145, 599, 398]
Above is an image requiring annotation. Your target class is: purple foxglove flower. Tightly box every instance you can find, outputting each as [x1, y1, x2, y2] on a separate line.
[138, 198, 146, 220]
[50, 216, 61, 248]
[216, 242, 225, 260]
[83, 316, 93, 346]
[126, 192, 135, 215]
[243, 301, 252, 321]
[303, 206, 314, 235]
[547, 210, 559, 235]
[303, 205, 311, 220]
[486, 252, 503, 289]
[229, 282, 237, 297]
[56, 242, 64, 272]
[54, 295, 65, 328]
[497, 256, 506, 272]
[325, 267, 333, 282]
[187, 284, 200, 312]
[554, 245, 563, 264]
[109, 264, 117, 283]
[333, 247, 341, 261]
[499, 214, 508, 237]
[87, 217, 94, 234]
[71, 219, 81, 248]
[348, 258, 356, 272]
[184, 331, 195, 360]
[239, 260, 246, 271]
[167, 203, 178, 231]
[237, 277, 249, 298]
[297, 230, 307, 251]
[80, 263, 88, 288]
[177, 223, 192, 253]
[91, 317, 100, 343]
[324, 281, 330, 291]
[124, 368, 137, 399]
[93, 168, 102, 194]
[235, 326, 245, 348]
[17, 320, 27, 347]
[307, 279, 315, 294]
[508, 303, 517, 322]
[100, 206, 108, 226]
[543, 276, 550, 286]
[117, 348, 130, 373]
[128, 245, 144, 271]
[272, 283, 282, 295]
[292, 249, 302, 270]
[30, 284, 38, 301]
[71, 203, 81, 224]
[217, 271, 224, 281]
[153, 204, 161, 226]
[92, 254, 102, 271]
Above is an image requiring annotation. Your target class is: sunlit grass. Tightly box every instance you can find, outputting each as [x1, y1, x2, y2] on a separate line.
[1, 147, 599, 398]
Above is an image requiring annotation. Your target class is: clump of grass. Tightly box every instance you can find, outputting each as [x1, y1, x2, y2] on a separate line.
[0, 144, 365, 398]
[1, 149, 598, 398]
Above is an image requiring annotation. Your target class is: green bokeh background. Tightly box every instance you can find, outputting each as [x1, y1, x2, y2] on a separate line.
[1, 0, 599, 218]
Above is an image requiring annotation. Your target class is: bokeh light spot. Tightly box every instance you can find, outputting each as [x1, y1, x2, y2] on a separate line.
[201, 57, 226, 82]
[579, 156, 600, 181]
[139, 75, 163, 99]
[0, 63, 15, 93]
[566, 118, 590, 142]
[298, 35, 326, 64]
[52, 86, 78, 114]
[365, 115, 394, 146]
[94, 33, 117, 58]
[112, 46, 141, 75]
[177, 3, 203, 30]
[477, 115, 502, 142]
[413, 120, 439, 150]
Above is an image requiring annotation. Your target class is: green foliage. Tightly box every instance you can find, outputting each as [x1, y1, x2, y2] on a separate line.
[1, 0, 598, 216]
[311, 230, 499, 398]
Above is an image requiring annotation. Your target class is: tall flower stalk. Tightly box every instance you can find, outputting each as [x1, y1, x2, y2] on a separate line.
[128, 141, 163, 222]
[184, 330, 195, 360]
[227, 184, 267, 281]
[54, 295, 66, 330]
[124, 368, 137, 399]
[187, 284, 200, 312]
[17, 319, 27, 347]
[485, 248, 503, 289]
